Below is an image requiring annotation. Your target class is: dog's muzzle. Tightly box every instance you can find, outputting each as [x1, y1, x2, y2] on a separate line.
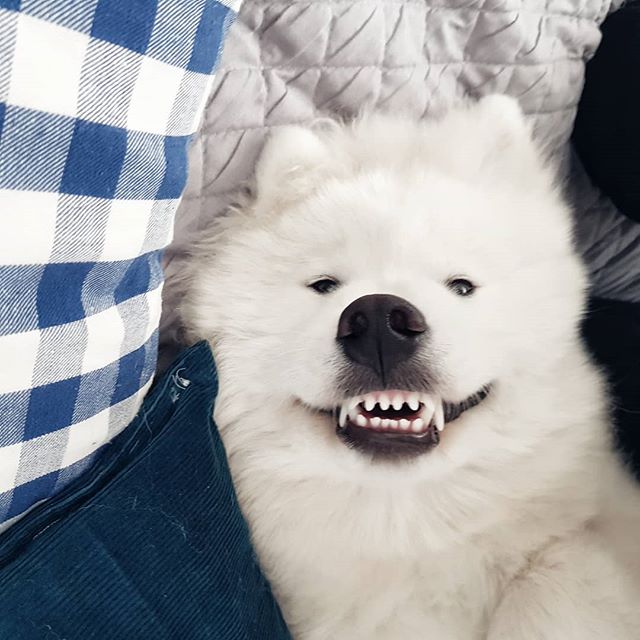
[333, 293, 490, 459]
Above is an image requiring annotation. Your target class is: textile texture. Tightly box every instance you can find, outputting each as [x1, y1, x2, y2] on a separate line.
[0, 341, 291, 640]
[0, 0, 238, 530]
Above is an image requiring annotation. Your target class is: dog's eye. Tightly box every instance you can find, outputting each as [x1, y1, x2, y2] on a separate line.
[307, 277, 340, 295]
[447, 277, 475, 297]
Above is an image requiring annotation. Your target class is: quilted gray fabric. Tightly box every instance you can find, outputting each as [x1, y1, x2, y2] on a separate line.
[160, 0, 640, 364]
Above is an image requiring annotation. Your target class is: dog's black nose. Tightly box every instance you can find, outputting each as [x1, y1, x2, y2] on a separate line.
[337, 294, 427, 377]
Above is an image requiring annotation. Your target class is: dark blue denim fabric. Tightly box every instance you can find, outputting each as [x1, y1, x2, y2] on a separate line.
[0, 342, 291, 640]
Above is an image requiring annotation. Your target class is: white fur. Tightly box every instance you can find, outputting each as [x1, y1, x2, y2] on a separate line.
[182, 96, 640, 639]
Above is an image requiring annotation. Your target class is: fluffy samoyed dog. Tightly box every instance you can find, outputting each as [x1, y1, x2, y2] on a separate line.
[183, 96, 640, 639]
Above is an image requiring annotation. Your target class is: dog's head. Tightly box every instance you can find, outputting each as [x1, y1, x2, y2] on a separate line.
[185, 96, 587, 478]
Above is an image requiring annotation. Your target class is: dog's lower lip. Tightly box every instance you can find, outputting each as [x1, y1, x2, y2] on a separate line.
[336, 419, 440, 460]
[341, 420, 433, 439]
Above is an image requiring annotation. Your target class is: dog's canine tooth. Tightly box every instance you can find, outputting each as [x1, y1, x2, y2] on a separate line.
[339, 404, 349, 428]
[434, 399, 445, 432]
[378, 394, 390, 410]
[421, 395, 435, 422]
[346, 399, 361, 423]
[392, 394, 404, 410]
[407, 393, 420, 411]
[364, 396, 376, 411]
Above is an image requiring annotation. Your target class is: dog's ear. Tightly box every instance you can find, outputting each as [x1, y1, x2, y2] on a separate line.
[254, 126, 333, 212]
[455, 95, 554, 188]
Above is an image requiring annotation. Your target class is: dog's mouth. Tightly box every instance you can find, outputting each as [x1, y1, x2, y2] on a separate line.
[334, 386, 491, 459]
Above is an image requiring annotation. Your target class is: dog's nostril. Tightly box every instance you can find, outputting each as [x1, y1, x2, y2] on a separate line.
[350, 311, 368, 336]
[389, 307, 427, 336]
[338, 310, 368, 339]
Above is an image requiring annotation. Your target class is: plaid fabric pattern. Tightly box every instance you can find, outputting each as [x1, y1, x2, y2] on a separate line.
[0, 0, 238, 530]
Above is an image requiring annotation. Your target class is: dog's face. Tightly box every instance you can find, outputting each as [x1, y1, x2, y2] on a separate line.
[186, 97, 587, 479]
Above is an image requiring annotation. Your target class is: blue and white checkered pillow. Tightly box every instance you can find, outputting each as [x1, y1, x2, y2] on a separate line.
[0, 0, 239, 530]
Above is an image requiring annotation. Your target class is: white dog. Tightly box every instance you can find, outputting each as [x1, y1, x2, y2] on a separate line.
[183, 96, 640, 639]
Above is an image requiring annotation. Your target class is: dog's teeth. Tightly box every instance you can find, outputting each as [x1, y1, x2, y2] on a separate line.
[434, 400, 445, 432]
[338, 392, 446, 434]
[347, 397, 361, 419]
[421, 396, 435, 421]
[408, 393, 420, 411]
